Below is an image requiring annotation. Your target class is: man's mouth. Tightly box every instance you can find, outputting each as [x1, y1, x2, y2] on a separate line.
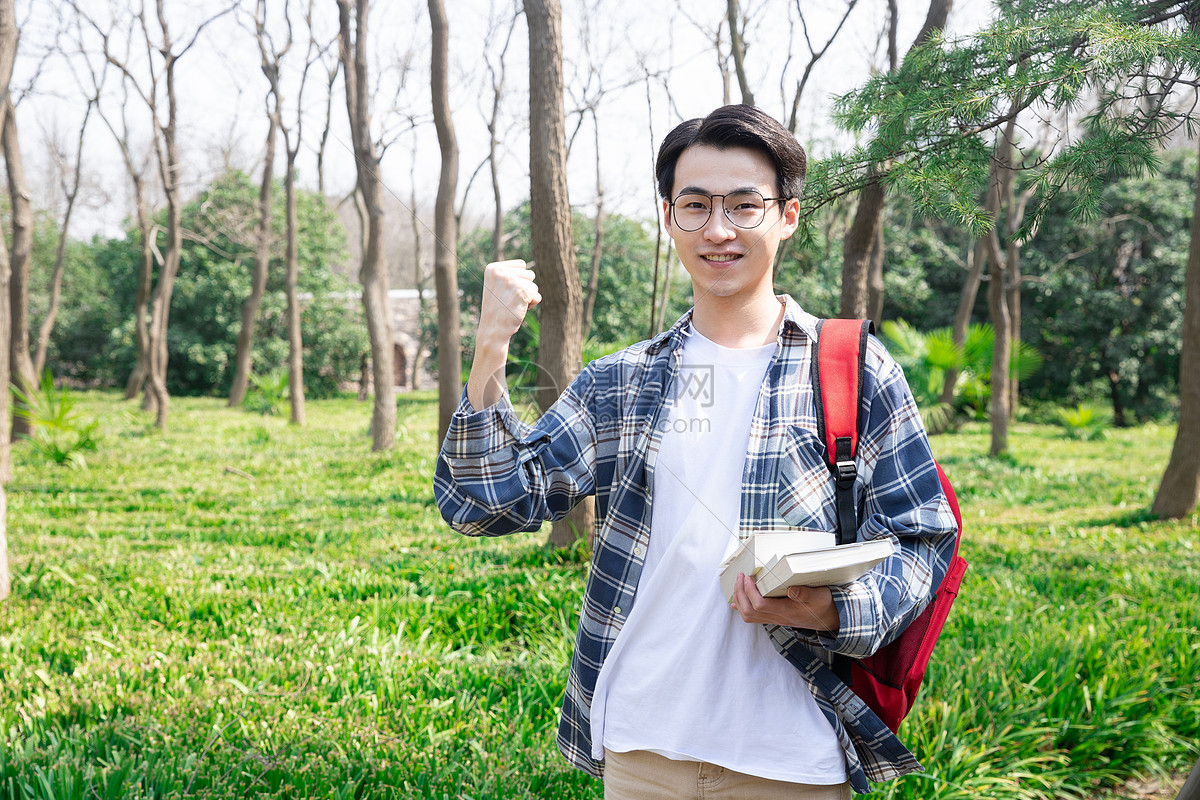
[703, 253, 742, 264]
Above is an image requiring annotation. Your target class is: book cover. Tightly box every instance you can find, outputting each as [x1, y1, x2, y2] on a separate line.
[718, 530, 835, 601]
[754, 539, 897, 598]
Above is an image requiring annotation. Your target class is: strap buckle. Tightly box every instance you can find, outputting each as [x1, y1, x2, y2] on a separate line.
[835, 459, 857, 485]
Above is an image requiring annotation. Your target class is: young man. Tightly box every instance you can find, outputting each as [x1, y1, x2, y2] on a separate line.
[434, 104, 957, 797]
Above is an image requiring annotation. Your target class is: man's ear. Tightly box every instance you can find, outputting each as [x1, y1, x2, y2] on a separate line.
[778, 196, 801, 241]
[662, 198, 673, 234]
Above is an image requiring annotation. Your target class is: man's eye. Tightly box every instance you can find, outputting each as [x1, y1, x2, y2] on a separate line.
[729, 194, 763, 211]
[682, 201, 709, 211]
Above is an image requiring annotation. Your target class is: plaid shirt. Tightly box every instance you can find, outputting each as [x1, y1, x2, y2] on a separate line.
[434, 296, 957, 794]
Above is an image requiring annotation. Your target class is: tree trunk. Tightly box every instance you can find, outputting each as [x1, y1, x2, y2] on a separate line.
[124, 189, 154, 402]
[409, 174, 428, 391]
[146, 192, 181, 431]
[840, 178, 884, 319]
[0, 0, 17, 600]
[1175, 755, 1200, 800]
[939, 238, 985, 406]
[582, 194, 603, 341]
[1151, 137, 1200, 519]
[34, 100, 92, 378]
[725, 0, 754, 106]
[526, 0, 593, 549]
[866, 218, 885, 328]
[146, 135, 183, 429]
[284, 146, 305, 426]
[429, 0, 461, 446]
[4, 98, 35, 439]
[1007, 230, 1022, 419]
[338, 0, 395, 451]
[656, 241, 675, 333]
[228, 108, 279, 407]
[839, 0, 952, 321]
[140, 3, 190, 432]
[986, 241, 1011, 456]
[984, 114, 1021, 457]
[582, 116, 604, 341]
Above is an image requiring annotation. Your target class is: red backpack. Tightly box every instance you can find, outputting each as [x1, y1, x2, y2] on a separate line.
[812, 318, 968, 733]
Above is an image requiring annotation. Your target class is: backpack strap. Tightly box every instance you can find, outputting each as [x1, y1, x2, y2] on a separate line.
[812, 319, 873, 546]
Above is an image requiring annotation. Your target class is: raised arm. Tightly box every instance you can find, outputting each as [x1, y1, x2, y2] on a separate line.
[467, 259, 540, 411]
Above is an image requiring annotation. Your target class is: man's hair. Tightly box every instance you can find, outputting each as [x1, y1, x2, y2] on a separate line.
[655, 104, 807, 201]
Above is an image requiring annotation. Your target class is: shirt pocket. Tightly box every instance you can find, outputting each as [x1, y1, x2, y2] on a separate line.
[775, 425, 837, 532]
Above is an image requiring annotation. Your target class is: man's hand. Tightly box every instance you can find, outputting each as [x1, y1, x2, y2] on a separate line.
[730, 573, 840, 632]
[477, 259, 541, 344]
[466, 260, 541, 412]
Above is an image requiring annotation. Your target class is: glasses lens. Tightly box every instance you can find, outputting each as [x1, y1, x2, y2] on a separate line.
[672, 193, 712, 231]
[671, 191, 770, 231]
[724, 191, 767, 229]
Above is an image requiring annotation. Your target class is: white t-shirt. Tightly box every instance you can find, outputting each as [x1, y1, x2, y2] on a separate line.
[589, 325, 847, 784]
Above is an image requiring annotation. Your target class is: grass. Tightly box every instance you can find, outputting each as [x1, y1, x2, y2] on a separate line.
[1, 393, 1197, 798]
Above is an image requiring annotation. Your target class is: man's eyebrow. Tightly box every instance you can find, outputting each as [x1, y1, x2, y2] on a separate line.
[674, 185, 762, 197]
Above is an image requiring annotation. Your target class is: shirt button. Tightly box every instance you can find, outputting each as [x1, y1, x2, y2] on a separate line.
[614, 606, 623, 615]
[634, 547, 643, 556]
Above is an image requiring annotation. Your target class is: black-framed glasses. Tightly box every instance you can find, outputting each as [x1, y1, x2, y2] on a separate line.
[668, 190, 787, 232]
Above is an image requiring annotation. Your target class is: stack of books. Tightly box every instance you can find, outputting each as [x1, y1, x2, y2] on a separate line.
[719, 530, 895, 602]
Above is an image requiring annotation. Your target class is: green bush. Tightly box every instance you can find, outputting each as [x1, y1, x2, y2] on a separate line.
[244, 370, 290, 416]
[1055, 402, 1111, 440]
[12, 370, 101, 469]
[40, 171, 367, 398]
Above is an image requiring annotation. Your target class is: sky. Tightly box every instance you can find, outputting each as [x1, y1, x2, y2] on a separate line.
[9, 0, 994, 262]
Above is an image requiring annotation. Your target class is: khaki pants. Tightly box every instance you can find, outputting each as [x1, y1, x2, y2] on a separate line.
[603, 749, 853, 800]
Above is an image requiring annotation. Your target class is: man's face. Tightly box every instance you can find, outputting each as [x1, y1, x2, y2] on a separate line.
[662, 144, 800, 307]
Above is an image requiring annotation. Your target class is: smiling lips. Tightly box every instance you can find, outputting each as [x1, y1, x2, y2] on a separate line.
[703, 253, 742, 265]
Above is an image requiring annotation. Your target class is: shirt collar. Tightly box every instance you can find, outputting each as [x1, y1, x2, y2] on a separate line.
[647, 294, 819, 353]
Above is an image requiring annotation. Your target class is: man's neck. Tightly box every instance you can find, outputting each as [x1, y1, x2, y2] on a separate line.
[690, 291, 784, 349]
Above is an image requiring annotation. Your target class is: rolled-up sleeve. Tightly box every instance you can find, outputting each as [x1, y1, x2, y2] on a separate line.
[433, 373, 598, 538]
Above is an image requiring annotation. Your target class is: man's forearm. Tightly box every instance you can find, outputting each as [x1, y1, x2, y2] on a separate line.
[466, 340, 510, 412]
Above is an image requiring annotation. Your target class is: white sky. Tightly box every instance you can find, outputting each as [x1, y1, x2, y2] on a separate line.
[10, 0, 995, 247]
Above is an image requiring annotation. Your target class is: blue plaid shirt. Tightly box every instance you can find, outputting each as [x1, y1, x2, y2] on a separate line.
[434, 296, 957, 793]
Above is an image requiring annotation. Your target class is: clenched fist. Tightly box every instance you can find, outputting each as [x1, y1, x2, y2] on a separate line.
[466, 259, 541, 412]
[478, 259, 541, 345]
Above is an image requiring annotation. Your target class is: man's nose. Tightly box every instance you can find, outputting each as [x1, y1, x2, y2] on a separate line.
[702, 203, 736, 241]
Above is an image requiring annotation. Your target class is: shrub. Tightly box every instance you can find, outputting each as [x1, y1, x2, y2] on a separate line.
[12, 370, 101, 469]
[244, 370, 289, 416]
[1055, 402, 1111, 440]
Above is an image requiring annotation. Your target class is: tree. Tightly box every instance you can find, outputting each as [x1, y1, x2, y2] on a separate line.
[33, 91, 95, 379]
[4, 93, 36, 439]
[71, 6, 158, 403]
[782, 0, 859, 136]
[725, 0, 754, 106]
[1021, 147, 1192, 423]
[86, 1, 234, 429]
[484, 2, 520, 263]
[1152, 135, 1200, 519]
[429, 0, 460, 446]
[839, 0, 951, 321]
[279, 1, 327, 427]
[524, 0, 592, 549]
[0, 0, 17, 602]
[825, 0, 1200, 454]
[337, 0, 395, 451]
[228, 0, 290, 409]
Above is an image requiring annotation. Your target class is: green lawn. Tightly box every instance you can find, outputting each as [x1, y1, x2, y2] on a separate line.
[0, 392, 1196, 798]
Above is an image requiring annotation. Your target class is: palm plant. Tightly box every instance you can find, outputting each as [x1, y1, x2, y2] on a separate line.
[12, 370, 101, 469]
[882, 320, 1043, 432]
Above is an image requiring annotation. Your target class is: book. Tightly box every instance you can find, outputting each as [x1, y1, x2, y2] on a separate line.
[719, 534, 895, 601]
[718, 530, 834, 602]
